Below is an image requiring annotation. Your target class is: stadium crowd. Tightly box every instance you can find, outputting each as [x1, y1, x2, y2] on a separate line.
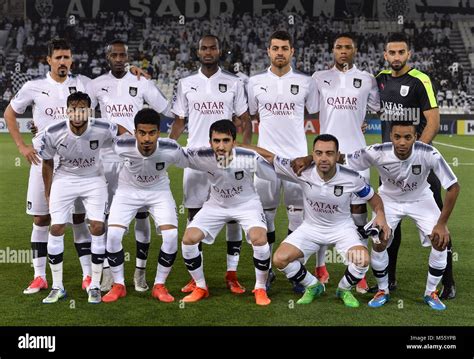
[0, 11, 472, 113]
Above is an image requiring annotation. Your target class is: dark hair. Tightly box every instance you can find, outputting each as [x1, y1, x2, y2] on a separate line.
[199, 34, 221, 49]
[106, 39, 129, 54]
[268, 30, 293, 48]
[209, 120, 236, 140]
[66, 91, 91, 108]
[390, 120, 416, 132]
[333, 32, 357, 48]
[47, 38, 71, 57]
[386, 32, 410, 48]
[134, 108, 160, 129]
[313, 134, 339, 152]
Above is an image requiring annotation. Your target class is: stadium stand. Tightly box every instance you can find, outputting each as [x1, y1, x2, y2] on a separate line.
[0, 11, 472, 113]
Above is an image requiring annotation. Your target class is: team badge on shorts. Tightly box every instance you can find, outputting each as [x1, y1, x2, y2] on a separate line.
[235, 171, 244, 180]
[156, 162, 165, 170]
[290, 84, 299, 95]
[400, 85, 410, 97]
[353, 78, 362, 88]
[334, 185, 343, 197]
[219, 83, 227, 93]
[68, 87, 77, 94]
[129, 87, 138, 97]
[412, 165, 421, 175]
[27, 201, 32, 210]
[90, 140, 99, 150]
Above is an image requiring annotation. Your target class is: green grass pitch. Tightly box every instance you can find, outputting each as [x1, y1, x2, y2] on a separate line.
[0, 133, 473, 326]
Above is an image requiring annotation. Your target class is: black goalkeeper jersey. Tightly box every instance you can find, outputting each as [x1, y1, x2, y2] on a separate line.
[376, 68, 438, 142]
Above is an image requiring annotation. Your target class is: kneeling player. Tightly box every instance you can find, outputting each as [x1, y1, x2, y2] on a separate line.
[343, 121, 460, 310]
[37, 92, 121, 304]
[179, 120, 273, 305]
[244, 134, 390, 307]
[102, 109, 181, 303]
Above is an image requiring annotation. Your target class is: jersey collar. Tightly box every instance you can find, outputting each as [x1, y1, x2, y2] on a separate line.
[46, 72, 70, 85]
[331, 64, 357, 74]
[198, 66, 222, 80]
[267, 66, 294, 78]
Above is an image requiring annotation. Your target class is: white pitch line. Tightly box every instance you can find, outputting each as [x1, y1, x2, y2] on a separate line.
[433, 141, 474, 152]
[447, 163, 474, 166]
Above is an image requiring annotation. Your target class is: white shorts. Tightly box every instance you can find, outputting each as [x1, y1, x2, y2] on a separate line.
[187, 199, 267, 244]
[26, 161, 85, 216]
[255, 175, 303, 210]
[283, 222, 365, 264]
[183, 168, 210, 208]
[382, 195, 441, 247]
[49, 175, 107, 225]
[108, 186, 178, 228]
[350, 168, 370, 205]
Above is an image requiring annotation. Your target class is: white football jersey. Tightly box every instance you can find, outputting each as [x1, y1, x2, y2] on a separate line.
[87, 71, 172, 133]
[248, 67, 319, 158]
[37, 118, 117, 178]
[9, 72, 90, 136]
[180, 147, 276, 208]
[274, 156, 374, 229]
[113, 136, 183, 191]
[346, 141, 458, 202]
[171, 67, 248, 147]
[313, 65, 380, 153]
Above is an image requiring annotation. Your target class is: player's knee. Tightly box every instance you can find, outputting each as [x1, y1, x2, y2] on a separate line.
[273, 250, 289, 269]
[432, 241, 444, 252]
[50, 224, 65, 236]
[372, 242, 387, 253]
[182, 229, 201, 245]
[248, 228, 267, 246]
[348, 247, 369, 268]
[89, 221, 105, 236]
[72, 213, 85, 224]
[34, 215, 50, 227]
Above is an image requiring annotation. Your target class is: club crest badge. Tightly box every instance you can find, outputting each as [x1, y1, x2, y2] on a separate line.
[353, 78, 362, 88]
[412, 165, 421, 175]
[90, 140, 99, 150]
[68, 87, 77, 94]
[156, 162, 165, 171]
[400, 85, 410, 97]
[129, 87, 138, 97]
[334, 185, 344, 197]
[219, 83, 227, 93]
[235, 171, 244, 180]
[290, 84, 299, 95]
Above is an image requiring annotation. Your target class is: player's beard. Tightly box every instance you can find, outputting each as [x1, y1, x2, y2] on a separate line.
[57, 67, 68, 78]
[272, 57, 289, 69]
[390, 59, 407, 72]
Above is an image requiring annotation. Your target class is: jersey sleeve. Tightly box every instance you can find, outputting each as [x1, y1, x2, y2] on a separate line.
[247, 78, 258, 116]
[255, 154, 277, 182]
[104, 121, 118, 147]
[305, 78, 320, 114]
[37, 131, 56, 160]
[353, 175, 375, 201]
[429, 149, 458, 189]
[9, 81, 34, 114]
[86, 81, 99, 110]
[416, 76, 438, 111]
[345, 145, 377, 171]
[171, 80, 188, 118]
[273, 155, 302, 183]
[233, 78, 248, 117]
[144, 79, 173, 117]
[178, 147, 212, 171]
[367, 74, 381, 113]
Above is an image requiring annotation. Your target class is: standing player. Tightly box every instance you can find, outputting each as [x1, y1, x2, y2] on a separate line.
[247, 30, 319, 291]
[170, 35, 251, 294]
[344, 121, 460, 310]
[376, 32, 456, 299]
[37, 92, 121, 304]
[178, 120, 272, 306]
[311, 33, 381, 293]
[244, 134, 390, 307]
[87, 39, 173, 293]
[102, 109, 181, 303]
[3, 38, 93, 294]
